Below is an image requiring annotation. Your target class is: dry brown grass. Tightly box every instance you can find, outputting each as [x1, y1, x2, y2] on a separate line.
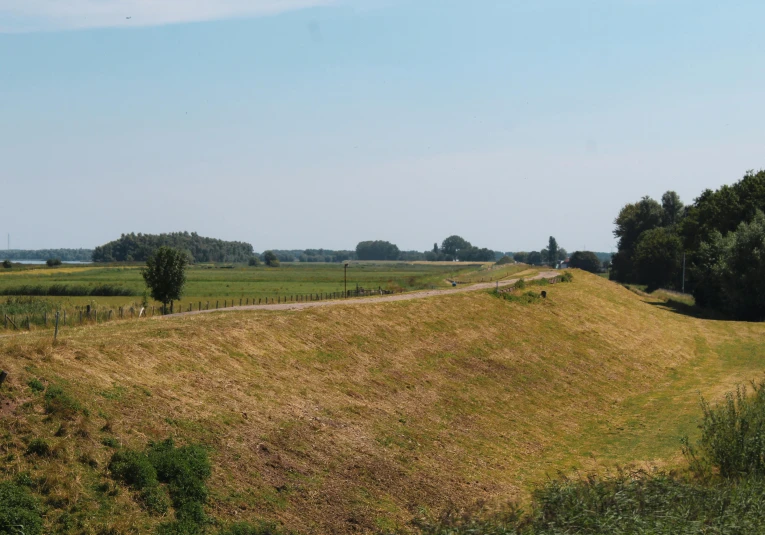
[1, 270, 764, 534]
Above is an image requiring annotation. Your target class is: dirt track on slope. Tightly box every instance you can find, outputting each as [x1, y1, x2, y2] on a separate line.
[170, 270, 559, 318]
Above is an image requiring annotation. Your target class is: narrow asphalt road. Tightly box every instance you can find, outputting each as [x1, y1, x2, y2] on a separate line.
[169, 270, 559, 318]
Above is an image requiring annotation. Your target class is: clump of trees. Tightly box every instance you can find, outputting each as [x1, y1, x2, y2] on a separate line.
[46, 258, 62, 267]
[611, 169, 765, 320]
[425, 236, 495, 262]
[355, 241, 401, 261]
[512, 237, 567, 266]
[261, 251, 280, 267]
[93, 232, 254, 263]
[569, 251, 602, 273]
[611, 191, 685, 289]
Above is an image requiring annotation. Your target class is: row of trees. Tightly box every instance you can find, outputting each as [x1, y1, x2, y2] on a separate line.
[611, 170, 765, 320]
[92, 232, 254, 263]
[1, 249, 92, 262]
[512, 237, 568, 266]
[425, 236, 497, 262]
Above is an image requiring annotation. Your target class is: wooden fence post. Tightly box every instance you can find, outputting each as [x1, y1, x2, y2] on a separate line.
[54, 312, 59, 340]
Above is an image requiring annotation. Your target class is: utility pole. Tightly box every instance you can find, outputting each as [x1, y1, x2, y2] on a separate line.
[682, 253, 686, 294]
[344, 263, 349, 298]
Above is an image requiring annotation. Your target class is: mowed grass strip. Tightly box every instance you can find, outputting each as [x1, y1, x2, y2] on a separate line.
[0, 271, 763, 534]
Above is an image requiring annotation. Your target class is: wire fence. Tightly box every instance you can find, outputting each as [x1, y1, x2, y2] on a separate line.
[0, 287, 404, 334]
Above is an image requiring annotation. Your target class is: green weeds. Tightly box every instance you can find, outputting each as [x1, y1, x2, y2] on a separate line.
[0, 480, 43, 535]
[410, 380, 765, 534]
[44, 385, 85, 420]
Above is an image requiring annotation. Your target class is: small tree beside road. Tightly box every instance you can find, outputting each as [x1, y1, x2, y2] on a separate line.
[142, 246, 188, 314]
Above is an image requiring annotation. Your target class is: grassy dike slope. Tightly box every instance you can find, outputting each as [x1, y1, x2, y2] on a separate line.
[1, 271, 765, 534]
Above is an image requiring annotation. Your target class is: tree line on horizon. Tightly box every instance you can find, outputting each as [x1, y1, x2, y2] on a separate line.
[29, 231, 615, 269]
[0, 249, 93, 262]
[610, 169, 765, 320]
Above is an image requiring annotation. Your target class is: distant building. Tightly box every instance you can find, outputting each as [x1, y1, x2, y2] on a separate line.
[557, 258, 570, 269]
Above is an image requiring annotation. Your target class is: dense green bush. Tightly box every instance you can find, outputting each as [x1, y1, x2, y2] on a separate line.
[109, 450, 159, 490]
[108, 439, 210, 525]
[46, 258, 62, 267]
[1, 260, 11, 269]
[685, 380, 765, 478]
[0, 481, 43, 535]
[495, 255, 514, 266]
[147, 439, 211, 513]
[108, 449, 171, 514]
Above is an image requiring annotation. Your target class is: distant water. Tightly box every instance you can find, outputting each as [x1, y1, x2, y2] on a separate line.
[11, 260, 90, 265]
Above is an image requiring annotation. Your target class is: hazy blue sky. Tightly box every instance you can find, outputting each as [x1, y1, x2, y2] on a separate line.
[1, 0, 763, 253]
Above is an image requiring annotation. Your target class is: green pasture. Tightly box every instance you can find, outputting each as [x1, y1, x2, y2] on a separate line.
[0, 262, 483, 311]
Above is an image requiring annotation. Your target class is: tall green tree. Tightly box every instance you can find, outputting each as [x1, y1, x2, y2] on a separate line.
[692, 211, 765, 320]
[262, 251, 281, 267]
[633, 228, 683, 290]
[661, 191, 684, 227]
[569, 251, 602, 273]
[611, 196, 664, 282]
[440, 235, 472, 260]
[142, 247, 188, 314]
[527, 251, 543, 265]
[547, 237, 559, 267]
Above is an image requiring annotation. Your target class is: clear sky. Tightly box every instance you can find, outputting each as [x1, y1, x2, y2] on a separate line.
[1, 0, 763, 253]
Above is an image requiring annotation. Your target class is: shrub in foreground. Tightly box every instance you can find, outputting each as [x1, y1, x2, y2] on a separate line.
[684, 380, 765, 479]
[0, 480, 43, 535]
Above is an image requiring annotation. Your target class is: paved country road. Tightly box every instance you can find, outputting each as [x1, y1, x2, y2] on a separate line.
[171, 270, 560, 318]
[0, 271, 559, 340]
